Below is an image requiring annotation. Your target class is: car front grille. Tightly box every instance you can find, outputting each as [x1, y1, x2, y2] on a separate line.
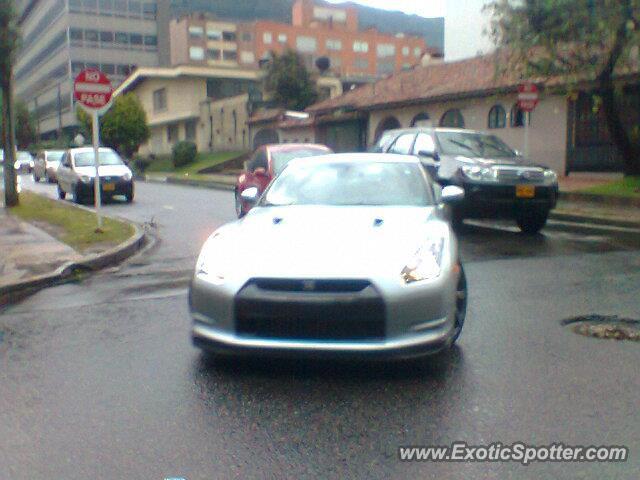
[235, 279, 385, 340]
[495, 167, 545, 182]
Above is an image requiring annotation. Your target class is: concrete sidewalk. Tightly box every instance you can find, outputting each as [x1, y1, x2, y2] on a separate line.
[0, 207, 82, 289]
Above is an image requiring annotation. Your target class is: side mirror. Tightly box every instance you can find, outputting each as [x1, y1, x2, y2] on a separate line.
[441, 185, 464, 204]
[240, 187, 259, 204]
[418, 150, 439, 161]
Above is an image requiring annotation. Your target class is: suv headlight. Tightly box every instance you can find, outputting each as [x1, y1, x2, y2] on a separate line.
[195, 233, 228, 285]
[544, 169, 558, 183]
[461, 165, 499, 183]
[80, 175, 92, 183]
[401, 237, 445, 284]
[122, 171, 132, 181]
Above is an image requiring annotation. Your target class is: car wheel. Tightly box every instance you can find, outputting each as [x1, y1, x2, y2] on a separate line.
[125, 190, 134, 203]
[33, 171, 40, 182]
[235, 190, 244, 218]
[450, 264, 467, 345]
[516, 209, 549, 235]
[73, 185, 84, 204]
[57, 185, 66, 200]
[450, 207, 465, 233]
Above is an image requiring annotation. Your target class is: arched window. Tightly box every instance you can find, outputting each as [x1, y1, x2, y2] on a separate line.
[439, 109, 465, 128]
[410, 112, 431, 127]
[374, 116, 401, 142]
[488, 105, 506, 129]
[510, 104, 530, 128]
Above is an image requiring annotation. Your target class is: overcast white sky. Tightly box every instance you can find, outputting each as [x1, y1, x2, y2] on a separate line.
[326, 0, 494, 60]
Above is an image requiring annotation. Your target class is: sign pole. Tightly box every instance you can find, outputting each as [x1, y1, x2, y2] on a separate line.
[92, 110, 103, 230]
[524, 111, 530, 158]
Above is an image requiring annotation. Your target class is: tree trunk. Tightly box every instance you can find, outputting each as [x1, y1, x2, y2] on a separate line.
[599, 86, 640, 176]
[2, 72, 19, 207]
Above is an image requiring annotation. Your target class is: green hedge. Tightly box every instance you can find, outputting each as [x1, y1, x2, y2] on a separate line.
[172, 141, 197, 168]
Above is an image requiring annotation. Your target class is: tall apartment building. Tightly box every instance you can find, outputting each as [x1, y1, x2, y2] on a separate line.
[169, 0, 430, 81]
[14, 0, 162, 138]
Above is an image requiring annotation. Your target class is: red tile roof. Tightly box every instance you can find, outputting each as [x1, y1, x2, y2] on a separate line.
[306, 55, 522, 113]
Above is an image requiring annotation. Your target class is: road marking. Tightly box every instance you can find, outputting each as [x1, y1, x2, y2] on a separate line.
[163, 205, 175, 210]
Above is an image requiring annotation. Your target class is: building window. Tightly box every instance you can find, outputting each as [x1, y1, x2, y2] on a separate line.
[223, 49, 237, 61]
[326, 39, 342, 51]
[240, 51, 255, 63]
[70, 28, 84, 43]
[84, 29, 99, 43]
[129, 33, 143, 46]
[101, 63, 115, 75]
[153, 88, 166, 112]
[440, 109, 465, 128]
[511, 104, 530, 127]
[488, 105, 506, 129]
[144, 35, 157, 48]
[100, 31, 114, 44]
[296, 36, 317, 53]
[263, 32, 272, 44]
[115, 32, 129, 46]
[278, 33, 287, 43]
[353, 40, 369, 53]
[414, 47, 422, 57]
[411, 112, 431, 127]
[241, 32, 252, 42]
[185, 119, 197, 141]
[402, 46, 409, 56]
[222, 31, 236, 41]
[376, 43, 395, 57]
[189, 26, 203, 39]
[167, 123, 179, 143]
[190, 46, 205, 60]
[353, 58, 369, 69]
[142, 1, 156, 18]
[207, 29, 222, 40]
[208, 48, 221, 60]
[376, 60, 395, 75]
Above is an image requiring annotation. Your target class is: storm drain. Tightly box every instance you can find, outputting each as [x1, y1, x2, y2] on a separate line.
[562, 315, 640, 341]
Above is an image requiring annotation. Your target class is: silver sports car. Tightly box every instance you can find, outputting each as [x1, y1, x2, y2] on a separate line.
[189, 153, 468, 359]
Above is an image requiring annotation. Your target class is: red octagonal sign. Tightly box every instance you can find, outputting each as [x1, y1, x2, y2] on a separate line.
[517, 82, 539, 112]
[74, 69, 114, 110]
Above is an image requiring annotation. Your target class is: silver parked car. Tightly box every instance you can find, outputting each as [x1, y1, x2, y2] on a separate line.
[56, 147, 134, 204]
[13, 151, 34, 173]
[375, 128, 559, 234]
[33, 150, 65, 183]
[190, 153, 467, 360]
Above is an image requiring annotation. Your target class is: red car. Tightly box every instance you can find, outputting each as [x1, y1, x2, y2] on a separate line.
[235, 143, 332, 217]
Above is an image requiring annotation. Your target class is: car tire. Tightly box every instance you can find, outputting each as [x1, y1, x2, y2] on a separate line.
[235, 190, 244, 218]
[450, 263, 467, 345]
[57, 185, 66, 200]
[73, 185, 84, 204]
[516, 209, 549, 235]
[450, 207, 465, 233]
[125, 190, 134, 203]
[33, 171, 40, 182]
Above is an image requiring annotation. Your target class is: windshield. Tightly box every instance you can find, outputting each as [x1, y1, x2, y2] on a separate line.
[371, 131, 397, 152]
[17, 152, 33, 162]
[271, 148, 328, 175]
[47, 151, 64, 163]
[74, 150, 124, 167]
[262, 161, 433, 207]
[436, 131, 517, 158]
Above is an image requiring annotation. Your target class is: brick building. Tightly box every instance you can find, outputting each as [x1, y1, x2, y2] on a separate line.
[169, 0, 430, 80]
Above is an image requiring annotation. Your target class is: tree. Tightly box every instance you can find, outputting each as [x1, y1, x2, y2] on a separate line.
[487, 0, 640, 176]
[77, 93, 150, 158]
[0, 0, 20, 206]
[265, 50, 318, 111]
[1, 97, 37, 149]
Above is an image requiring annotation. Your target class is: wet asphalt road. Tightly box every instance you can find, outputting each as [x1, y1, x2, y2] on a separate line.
[1, 177, 640, 479]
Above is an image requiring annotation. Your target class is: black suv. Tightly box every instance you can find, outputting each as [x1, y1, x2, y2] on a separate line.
[375, 128, 559, 234]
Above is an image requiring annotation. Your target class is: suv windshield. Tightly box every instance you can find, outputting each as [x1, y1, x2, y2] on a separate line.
[263, 161, 433, 207]
[47, 151, 64, 162]
[74, 151, 124, 167]
[271, 148, 328, 175]
[436, 131, 517, 158]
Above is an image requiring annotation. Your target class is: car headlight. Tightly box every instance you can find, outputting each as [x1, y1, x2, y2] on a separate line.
[122, 171, 132, 181]
[544, 169, 558, 182]
[195, 233, 228, 285]
[401, 237, 445, 284]
[80, 175, 92, 183]
[461, 165, 499, 183]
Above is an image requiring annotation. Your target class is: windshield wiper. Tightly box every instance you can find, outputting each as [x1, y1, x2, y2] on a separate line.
[446, 139, 478, 156]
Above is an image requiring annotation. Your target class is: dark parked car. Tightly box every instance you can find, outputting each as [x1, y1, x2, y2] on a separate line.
[234, 143, 332, 217]
[375, 127, 559, 234]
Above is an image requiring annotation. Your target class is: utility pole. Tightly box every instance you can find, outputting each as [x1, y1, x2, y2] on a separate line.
[0, 0, 20, 207]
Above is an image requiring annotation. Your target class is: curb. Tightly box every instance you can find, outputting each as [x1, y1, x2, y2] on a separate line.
[145, 175, 235, 191]
[559, 191, 640, 208]
[0, 221, 147, 307]
[549, 211, 640, 230]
